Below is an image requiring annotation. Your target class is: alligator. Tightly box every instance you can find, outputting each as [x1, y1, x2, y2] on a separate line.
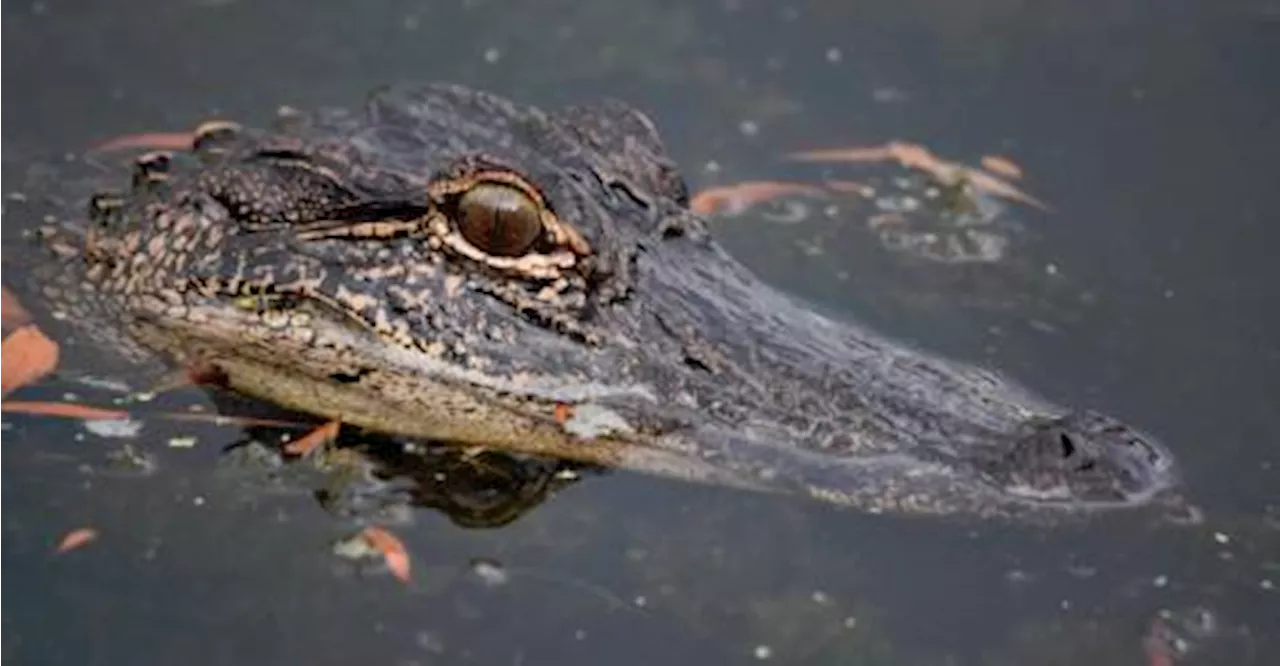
[13, 82, 1179, 520]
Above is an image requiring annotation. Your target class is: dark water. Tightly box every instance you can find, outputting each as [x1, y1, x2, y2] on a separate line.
[3, 1, 1277, 664]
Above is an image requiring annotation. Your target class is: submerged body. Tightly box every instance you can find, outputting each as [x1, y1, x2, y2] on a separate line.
[20, 83, 1177, 520]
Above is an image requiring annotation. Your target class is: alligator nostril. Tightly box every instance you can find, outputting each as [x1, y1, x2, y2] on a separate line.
[1133, 437, 1168, 467]
[1058, 432, 1076, 459]
[999, 411, 1176, 504]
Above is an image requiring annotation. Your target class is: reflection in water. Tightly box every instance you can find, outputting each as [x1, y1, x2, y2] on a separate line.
[317, 439, 593, 529]
[222, 425, 595, 530]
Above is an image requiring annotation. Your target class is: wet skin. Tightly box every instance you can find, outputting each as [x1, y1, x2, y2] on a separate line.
[18, 83, 1179, 521]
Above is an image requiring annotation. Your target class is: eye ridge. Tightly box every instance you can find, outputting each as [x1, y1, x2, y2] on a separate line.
[456, 182, 544, 257]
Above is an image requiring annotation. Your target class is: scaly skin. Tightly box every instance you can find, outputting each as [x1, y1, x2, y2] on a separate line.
[15, 83, 1180, 521]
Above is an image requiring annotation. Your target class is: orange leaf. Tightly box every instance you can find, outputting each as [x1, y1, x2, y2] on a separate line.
[821, 179, 874, 197]
[2, 325, 61, 395]
[90, 131, 193, 153]
[361, 525, 411, 583]
[2, 287, 32, 330]
[55, 527, 99, 554]
[786, 145, 895, 163]
[554, 402, 574, 425]
[690, 181, 826, 216]
[2, 400, 130, 421]
[958, 166, 1048, 210]
[1, 399, 314, 430]
[788, 142, 1049, 211]
[283, 419, 341, 456]
[980, 155, 1024, 180]
[884, 142, 1049, 211]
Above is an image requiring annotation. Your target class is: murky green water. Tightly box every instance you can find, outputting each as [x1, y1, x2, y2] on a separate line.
[4, 1, 1276, 664]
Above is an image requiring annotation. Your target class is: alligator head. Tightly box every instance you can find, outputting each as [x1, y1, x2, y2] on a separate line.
[26, 83, 1179, 520]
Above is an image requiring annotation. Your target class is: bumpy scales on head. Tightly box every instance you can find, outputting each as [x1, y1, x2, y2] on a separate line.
[24, 83, 1179, 521]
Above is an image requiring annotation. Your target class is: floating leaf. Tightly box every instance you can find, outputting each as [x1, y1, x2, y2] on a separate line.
[787, 145, 894, 163]
[2, 399, 312, 430]
[1, 326, 61, 395]
[361, 526, 411, 583]
[90, 132, 193, 153]
[55, 528, 98, 554]
[789, 141, 1050, 211]
[283, 420, 341, 456]
[690, 181, 826, 216]
[980, 155, 1025, 180]
[821, 179, 874, 197]
[3, 400, 130, 421]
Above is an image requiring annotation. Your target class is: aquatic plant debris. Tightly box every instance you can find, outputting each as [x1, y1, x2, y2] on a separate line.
[54, 528, 99, 554]
[2, 400, 314, 430]
[90, 131, 196, 153]
[980, 155, 1025, 180]
[2, 325, 61, 396]
[360, 526, 411, 583]
[283, 420, 341, 456]
[786, 141, 1050, 211]
[689, 143, 1044, 221]
[690, 181, 826, 216]
[2, 401, 130, 421]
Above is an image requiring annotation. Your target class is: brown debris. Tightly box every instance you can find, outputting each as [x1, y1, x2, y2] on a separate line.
[283, 419, 341, 456]
[690, 181, 826, 216]
[54, 528, 99, 554]
[2, 325, 61, 395]
[2, 400, 130, 421]
[360, 526, 411, 583]
[90, 132, 194, 153]
[2, 399, 315, 430]
[980, 155, 1025, 180]
[788, 141, 1050, 211]
[820, 179, 875, 197]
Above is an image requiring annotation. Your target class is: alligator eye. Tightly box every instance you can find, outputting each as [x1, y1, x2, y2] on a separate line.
[456, 183, 544, 257]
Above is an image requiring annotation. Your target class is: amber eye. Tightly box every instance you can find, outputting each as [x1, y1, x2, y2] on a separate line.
[456, 183, 545, 257]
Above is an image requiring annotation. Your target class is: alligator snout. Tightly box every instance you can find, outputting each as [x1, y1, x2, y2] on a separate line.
[990, 410, 1178, 507]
